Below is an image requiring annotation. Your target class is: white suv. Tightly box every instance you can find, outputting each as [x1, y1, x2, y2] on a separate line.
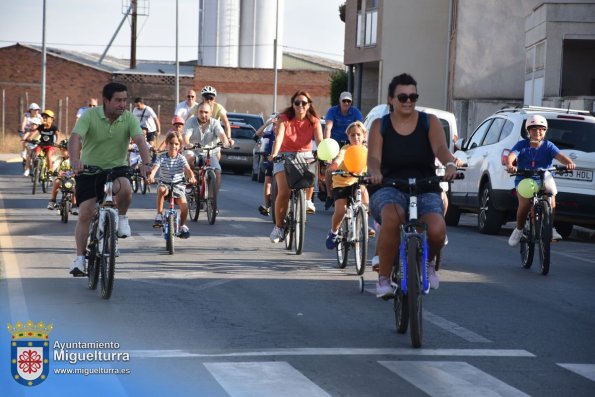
[448, 106, 595, 237]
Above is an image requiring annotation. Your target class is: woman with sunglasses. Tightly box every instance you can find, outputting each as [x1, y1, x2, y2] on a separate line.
[367, 73, 463, 298]
[268, 91, 323, 243]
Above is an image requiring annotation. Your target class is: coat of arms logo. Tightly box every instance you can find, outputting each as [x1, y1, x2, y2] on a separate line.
[7, 320, 53, 386]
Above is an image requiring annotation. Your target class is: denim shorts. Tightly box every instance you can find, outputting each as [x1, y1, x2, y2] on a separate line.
[272, 151, 313, 175]
[370, 187, 443, 225]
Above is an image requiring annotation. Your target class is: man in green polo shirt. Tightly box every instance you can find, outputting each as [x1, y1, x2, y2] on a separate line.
[68, 82, 152, 276]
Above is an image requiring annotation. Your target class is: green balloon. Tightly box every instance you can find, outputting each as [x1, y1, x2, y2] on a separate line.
[317, 138, 340, 161]
[517, 178, 537, 198]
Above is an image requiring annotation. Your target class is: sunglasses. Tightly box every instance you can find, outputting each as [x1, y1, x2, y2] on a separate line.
[89, 104, 96, 107]
[187, 95, 195, 98]
[396, 93, 419, 103]
[342, 99, 352, 104]
[203, 95, 215, 100]
[293, 100, 309, 107]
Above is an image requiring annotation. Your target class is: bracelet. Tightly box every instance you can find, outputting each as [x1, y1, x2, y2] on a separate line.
[446, 161, 456, 168]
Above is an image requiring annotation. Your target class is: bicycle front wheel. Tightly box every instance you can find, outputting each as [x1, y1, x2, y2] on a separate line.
[32, 165, 39, 194]
[41, 166, 48, 193]
[284, 194, 294, 251]
[270, 177, 277, 225]
[187, 185, 199, 221]
[354, 207, 368, 275]
[141, 177, 147, 194]
[407, 237, 423, 348]
[335, 217, 349, 269]
[100, 210, 117, 299]
[60, 198, 70, 224]
[537, 201, 551, 275]
[294, 189, 306, 255]
[206, 170, 218, 225]
[132, 176, 138, 193]
[167, 213, 175, 255]
[520, 214, 534, 269]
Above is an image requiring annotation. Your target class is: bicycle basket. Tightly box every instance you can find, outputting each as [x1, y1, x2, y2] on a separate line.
[284, 156, 316, 189]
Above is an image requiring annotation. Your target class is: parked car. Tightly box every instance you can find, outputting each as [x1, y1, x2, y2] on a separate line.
[363, 104, 457, 151]
[227, 112, 264, 132]
[220, 122, 257, 174]
[448, 105, 595, 237]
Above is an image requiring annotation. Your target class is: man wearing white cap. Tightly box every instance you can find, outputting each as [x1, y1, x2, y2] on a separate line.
[20, 103, 42, 162]
[324, 91, 363, 144]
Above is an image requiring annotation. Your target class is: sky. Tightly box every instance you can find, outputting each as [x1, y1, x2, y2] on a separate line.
[0, 0, 345, 63]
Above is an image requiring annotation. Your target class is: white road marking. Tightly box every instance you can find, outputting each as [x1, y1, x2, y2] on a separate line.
[380, 361, 530, 397]
[204, 361, 332, 397]
[130, 347, 534, 359]
[558, 363, 595, 382]
[425, 311, 492, 343]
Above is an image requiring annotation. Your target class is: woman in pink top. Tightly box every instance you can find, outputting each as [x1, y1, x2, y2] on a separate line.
[268, 91, 323, 243]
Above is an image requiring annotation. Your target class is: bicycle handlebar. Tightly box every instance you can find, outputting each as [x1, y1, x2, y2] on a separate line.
[510, 165, 569, 177]
[381, 173, 465, 191]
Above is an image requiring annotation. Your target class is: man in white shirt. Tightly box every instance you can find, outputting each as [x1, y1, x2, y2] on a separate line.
[133, 97, 161, 148]
[175, 89, 198, 122]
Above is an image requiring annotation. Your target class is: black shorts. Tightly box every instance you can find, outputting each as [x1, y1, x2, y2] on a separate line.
[332, 184, 357, 201]
[146, 131, 156, 142]
[75, 167, 131, 204]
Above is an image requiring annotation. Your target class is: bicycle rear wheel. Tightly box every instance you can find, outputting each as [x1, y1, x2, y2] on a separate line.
[520, 215, 534, 269]
[407, 237, 423, 348]
[206, 170, 218, 225]
[537, 201, 551, 275]
[32, 165, 39, 194]
[335, 218, 349, 269]
[294, 189, 306, 255]
[132, 176, 138, 193]
[270, 177, 277, 225]
[87, 219, 100, 290]
[100, 210, 117, 299]
[354, 207, 368, 275]
[166, 213, 175, 255]
[187, 185, 199, 221]
[141, 177, 147, 194]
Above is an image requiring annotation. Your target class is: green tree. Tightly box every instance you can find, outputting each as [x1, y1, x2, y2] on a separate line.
[329, 70, 348, 106]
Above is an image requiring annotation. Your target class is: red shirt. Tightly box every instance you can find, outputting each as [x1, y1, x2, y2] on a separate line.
[279, 114, 320, 153]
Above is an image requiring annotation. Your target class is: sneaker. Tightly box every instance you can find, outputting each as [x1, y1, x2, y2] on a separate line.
[371, 255, 380, 272]
[47, 201, 57, 210]
[324, 196, 334, 211]
[325, 230, 338, 250]
[508, 228, 523, 247]
[21, 150, 27, 159]
[177, 225, 190, 239]
[376, 275, 394, 299]
[306, 200, 316, 214]
[368, 226, 376, 238]
[71, 206, 79, 215]
[117, 215, 131, 238]
[444, 234, 449, 246]
[23, 169, 30, 177]
[551, 227, 562, 241]
[270, 226, 284, 243]
[428, 260, 439, 289]
[258, 205, 270, 216]
[153, 214, 163, 228]
[69, 256, 86, 277]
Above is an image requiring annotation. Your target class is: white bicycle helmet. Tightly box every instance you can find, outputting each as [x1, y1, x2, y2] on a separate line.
[526, 115, 548, 130]
[200, 85, 217, 97]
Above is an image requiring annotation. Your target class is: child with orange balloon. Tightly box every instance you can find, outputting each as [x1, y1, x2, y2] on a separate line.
[325, 121, 373, 249]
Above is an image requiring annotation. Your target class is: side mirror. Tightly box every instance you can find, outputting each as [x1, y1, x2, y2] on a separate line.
[455, 138, 465, 151]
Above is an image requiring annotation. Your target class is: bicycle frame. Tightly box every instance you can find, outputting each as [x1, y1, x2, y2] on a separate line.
[186, 142, 220, 224]
[162, 181, 183, 254]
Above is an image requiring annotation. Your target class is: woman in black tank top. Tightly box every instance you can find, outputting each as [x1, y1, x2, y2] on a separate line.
[367, 73, 462, 298]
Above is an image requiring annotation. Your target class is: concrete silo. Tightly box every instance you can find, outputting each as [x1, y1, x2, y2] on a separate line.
[239, 0, 284, 69]
[199, 0, 241, 67]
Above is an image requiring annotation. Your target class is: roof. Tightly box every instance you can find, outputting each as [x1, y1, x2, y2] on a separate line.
[12, 43, 195, 77]
[283, 52, 345, 72]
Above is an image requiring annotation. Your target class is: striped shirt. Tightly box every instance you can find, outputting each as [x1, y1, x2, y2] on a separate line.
[155, 153, 188, 184]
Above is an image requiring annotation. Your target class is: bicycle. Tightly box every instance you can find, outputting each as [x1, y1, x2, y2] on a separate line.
[57, 170, 75, 224]
[129, 148, 152, 195]
[332, 170, 369, 276]
[81, 165, 131, 300]
[273, 153, 317, 255]
[26, 140, 54, 194]
[511, 165, 569, 276]
[185, 142, 221, 225]
[382, 173, 464, 348]
[160, 181, 185, 255]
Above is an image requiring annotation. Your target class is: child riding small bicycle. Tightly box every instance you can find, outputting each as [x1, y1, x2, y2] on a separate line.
[506, 114, 575, 246]
[148, 132, 196, 238]
[325, 121, 371, 249]
[47, 140, 78, 213]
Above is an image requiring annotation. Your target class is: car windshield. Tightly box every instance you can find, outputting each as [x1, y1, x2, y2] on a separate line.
[542, 120, 595, 152]
[227, 114, 264, 131]
[231, 127, 255, 139]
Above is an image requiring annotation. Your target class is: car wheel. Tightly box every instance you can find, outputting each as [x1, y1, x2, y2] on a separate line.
[478, 181, 504, 235]
[553, 221, 573, 239]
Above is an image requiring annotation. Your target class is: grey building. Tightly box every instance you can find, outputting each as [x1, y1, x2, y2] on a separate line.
[343, 0, 595, 138]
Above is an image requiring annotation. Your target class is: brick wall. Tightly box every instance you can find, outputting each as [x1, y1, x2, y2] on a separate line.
[0, 44, 334, 137]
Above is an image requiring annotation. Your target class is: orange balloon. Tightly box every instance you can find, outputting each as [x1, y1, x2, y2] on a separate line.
[343, 145, 367, 174]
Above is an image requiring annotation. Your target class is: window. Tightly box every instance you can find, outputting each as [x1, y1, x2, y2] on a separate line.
[356, 0, 378, 47]
[482, 118, 506, 146]
[465, 120, 492, 149]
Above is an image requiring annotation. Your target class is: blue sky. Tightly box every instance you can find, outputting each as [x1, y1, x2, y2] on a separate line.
[0, 0, 345, 62]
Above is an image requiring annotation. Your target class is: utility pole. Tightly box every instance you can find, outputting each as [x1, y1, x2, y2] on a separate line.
[130, 0, 137, 69]
[273, 0, 279, 114]
[41, 0, 47, 110]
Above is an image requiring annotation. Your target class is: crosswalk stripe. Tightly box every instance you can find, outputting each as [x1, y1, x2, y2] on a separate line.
[558, 363, 595, 382]
[379, 361, 530, 397]
[204, 361, 332, 397]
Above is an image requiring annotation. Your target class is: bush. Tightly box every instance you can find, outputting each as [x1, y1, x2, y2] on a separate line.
[329, 70, 348, 106]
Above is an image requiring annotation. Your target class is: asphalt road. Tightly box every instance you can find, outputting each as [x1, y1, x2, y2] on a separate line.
[1, 155, 594, 396]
